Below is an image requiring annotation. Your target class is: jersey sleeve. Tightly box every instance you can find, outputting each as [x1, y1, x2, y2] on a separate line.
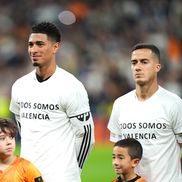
[9, 81, 20, 115]
[70, 112, 94, 171]
[171, 99, 182, 143]
[65, 81, 90, 117]
[20, 159, 44, 182]
[107, 99, 122, 142]
[66, 81, 94, 170]
[9, 82, 21, 134]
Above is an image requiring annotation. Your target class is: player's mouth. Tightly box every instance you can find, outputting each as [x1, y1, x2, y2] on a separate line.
[135, 73, 143, 78]
[31, 56, 41, 62]
[114, 166, 122, 171]
[6, 147, 13, 152]
[31, 55, 41, 59]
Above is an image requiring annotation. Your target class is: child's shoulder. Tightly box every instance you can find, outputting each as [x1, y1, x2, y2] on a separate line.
[136, 177, 148, 182]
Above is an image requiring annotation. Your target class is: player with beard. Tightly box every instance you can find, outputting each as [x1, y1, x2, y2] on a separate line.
[108, 43, 182, 182]
[10, 22, 94, 182]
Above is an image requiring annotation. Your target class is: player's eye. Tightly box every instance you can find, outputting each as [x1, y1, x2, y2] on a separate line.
[28, 42, 33, 47]
[9, 136, 14, 139]
[131, 60, 137, 65]
[119, 156, 124, 160]
[112, 155, 115, 159]
[141, 59, 149, 64]
[0, 137, 5, 141]
[36, 42, 45, 47]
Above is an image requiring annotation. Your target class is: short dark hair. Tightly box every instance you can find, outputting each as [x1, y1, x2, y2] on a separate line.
[132, 43, 160, 62]
[0, 118, 18, 138]
[114, 138, 143, 160]
[31, 22, 61, 42]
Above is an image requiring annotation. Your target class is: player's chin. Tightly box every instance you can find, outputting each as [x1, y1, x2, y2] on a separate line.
[33, 62, 41, 67]
[114, 168, 122, 175]
[5, 151, 14, 156]
[135, 79, 146, 86]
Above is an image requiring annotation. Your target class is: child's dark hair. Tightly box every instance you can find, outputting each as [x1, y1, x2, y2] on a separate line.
[132, 43, 160, 62]
[31, 22, 61, 42]
[0, 118, 18, 138]
[114, 138, 143, 160]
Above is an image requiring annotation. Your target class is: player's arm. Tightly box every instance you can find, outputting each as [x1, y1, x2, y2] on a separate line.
[14, 114, 21, 135]
[110, 132, 122, 143]
[9, 82, 21, 135]
[180, 143, 182, 171]
[178, 139, 182, 171]
[180, 143, 182, 149]
[65, 80, 95, 171]
[176, 133, 182, 171]
[70, 111, 94, 171]
[107, 99, 122, 143]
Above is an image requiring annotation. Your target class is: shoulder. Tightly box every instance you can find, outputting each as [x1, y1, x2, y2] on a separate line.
[11, 156, 32, 169]
[56, 67, 83, 84]
[12, 70, 35, 87]
[158, 86, 182, 104]
[17, 157, 44, 181]
[56, 67, 86, 91]
[16, 157, 39, 170]
[159, 86, 180, 98]
[17, 157, 31, 165]
[136, 177, 148, 182]
[114, 90, 135, 105]
[17, 157, 41, 173]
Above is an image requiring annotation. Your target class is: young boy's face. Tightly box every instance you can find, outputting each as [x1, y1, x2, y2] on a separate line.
[0, 129, 16, 157]
[112, 146, 137, 176]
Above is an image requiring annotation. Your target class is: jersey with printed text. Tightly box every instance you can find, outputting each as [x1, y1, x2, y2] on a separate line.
[108, 86, 182, 182]
[10, 67, 94, 182]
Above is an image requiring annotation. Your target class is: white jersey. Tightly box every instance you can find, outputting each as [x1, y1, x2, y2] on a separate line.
[108, 86, 182, 182]
[10, 66, 94, 182]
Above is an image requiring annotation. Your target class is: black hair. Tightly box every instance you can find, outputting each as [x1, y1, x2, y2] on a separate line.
[132, 43, 160, 62]
[31, 22, 61, 42]
[0, 118, 18, 138]
[114, 138, 143, 160]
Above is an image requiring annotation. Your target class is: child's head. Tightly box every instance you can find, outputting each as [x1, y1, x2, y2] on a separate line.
[112, 138, 143, 177]
[0, 118, 18, 157]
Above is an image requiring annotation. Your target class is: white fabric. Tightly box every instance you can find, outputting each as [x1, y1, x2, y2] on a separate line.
[108, 86, 182, 182]
[70, 112, 94, 170]
[10, 66, 94, 182]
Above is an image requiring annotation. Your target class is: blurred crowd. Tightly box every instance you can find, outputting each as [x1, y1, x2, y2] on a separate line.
[1, 0, 182, 121]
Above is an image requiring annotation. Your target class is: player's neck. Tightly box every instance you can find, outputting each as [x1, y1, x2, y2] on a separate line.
[135, 82, 159, 101]
[36, 64, 56, 80]
[121, 172, 138, 182]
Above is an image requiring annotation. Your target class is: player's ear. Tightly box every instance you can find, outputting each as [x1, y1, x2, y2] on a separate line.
[131, 158, 140, 168]
[155, 63, 161, 73]
[53, 42, 60, 54]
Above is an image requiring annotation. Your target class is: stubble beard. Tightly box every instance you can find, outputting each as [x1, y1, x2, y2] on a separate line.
[33, 62, 40, 67]
[136, 79, 146, 86]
